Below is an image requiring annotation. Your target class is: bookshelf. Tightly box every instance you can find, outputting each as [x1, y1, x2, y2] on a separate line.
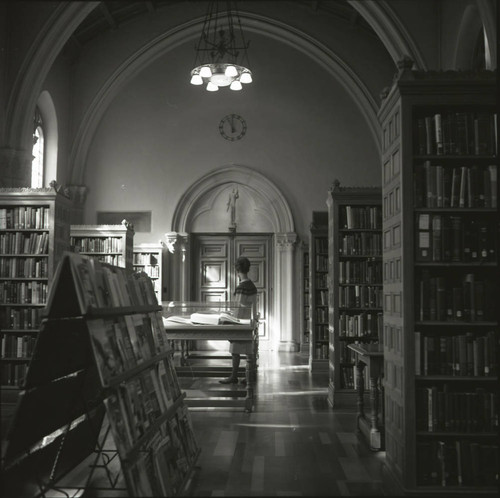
[309, 211, 329, 371]
[1, 252, 199, 497]
[326, 180, 382, 407]
[378, 69, 498, 494]
[0, 187, 71, 398]
[70, 221, 134, 272]
[302, 244, 310, 352]
[133, 243, 164, 303]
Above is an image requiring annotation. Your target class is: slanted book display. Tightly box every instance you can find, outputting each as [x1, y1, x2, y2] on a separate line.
[1, 252, 199, 497]
[379, 69, 498, 494]
[70, 220, 134, 272]
[0, 187, 71, 398]
[133, 243, 164, 302]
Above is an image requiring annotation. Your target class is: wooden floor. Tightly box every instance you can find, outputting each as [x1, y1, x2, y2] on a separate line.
[1, 350, 388, 497]
[183, 350, 387, 497]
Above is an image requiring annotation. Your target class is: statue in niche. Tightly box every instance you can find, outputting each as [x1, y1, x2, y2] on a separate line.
[226, 187, 239, 231]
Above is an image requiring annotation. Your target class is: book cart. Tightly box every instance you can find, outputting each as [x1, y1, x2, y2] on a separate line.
[308, 211, 329, 371]
[0, 187, 71, 402]
[70, 220, 134, 272]
[379, 68, 498, 494]
[133, 243, 164, 302]
[1, 252, 199, 497]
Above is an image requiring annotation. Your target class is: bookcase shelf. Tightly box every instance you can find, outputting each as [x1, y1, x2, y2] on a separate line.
[301, 245, 310, 352]
[70, 221, 134, 272]
[133, 243, 164, 303]
[308, 211, 329, 371]
[0, 187, 71, 397]
[326, 181, 383, 407]
[378, 70, 498, 494]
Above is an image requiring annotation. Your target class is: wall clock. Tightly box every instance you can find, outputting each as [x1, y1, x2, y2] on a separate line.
[219, 114, 247, 141]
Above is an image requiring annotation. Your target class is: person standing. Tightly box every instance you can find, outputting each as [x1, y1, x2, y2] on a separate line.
[219, 256, 257, 384]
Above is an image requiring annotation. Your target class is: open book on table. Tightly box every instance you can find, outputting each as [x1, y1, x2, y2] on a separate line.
[164, 312, 251, 326]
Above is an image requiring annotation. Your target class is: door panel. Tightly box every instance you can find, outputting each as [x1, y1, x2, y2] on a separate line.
[194, 235, 271, 345]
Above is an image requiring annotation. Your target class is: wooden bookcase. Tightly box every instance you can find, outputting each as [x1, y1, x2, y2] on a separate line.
[0, 187, 71, 398]
[378, 69, 498, 494]
[309, 211, 329, 371]
[70, 221, 134, 272]
[1, 252, 199, 497]
[326, 180, 382, 407]
[133, 243, 164, 303]
[301, 244, 310, 352]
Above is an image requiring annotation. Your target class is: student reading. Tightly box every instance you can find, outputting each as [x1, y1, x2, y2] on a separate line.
[219, 256, 257, 384]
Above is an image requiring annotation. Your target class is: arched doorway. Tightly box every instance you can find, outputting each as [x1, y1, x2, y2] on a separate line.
[166, 165, 298, 351]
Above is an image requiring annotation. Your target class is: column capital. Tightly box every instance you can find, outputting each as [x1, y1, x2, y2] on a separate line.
[164, 231, 189, 253]
[65, 184, 89, 205]
[275, 232, 297, 249]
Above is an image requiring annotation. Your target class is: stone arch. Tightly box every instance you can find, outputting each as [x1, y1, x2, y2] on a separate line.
[171, 165, 294, 234]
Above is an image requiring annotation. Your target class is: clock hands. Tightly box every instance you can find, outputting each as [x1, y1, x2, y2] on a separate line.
[230, 115, 235, 133]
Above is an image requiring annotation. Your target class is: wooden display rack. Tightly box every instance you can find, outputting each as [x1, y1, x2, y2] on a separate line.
[1, 252, 199, 497]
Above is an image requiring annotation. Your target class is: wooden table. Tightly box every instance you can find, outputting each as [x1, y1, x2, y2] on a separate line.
[347, 343, 384, 451]
[164, 321, 258, 412]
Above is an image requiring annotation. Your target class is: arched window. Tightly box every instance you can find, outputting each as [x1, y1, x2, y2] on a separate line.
[31, 107, 44, 188]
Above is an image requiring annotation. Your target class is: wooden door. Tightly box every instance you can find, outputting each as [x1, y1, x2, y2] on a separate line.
[193, 234, 271, 343]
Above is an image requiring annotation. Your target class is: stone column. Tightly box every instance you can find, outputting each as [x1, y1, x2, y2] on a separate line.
[165, 232, 190, 301]
[65, 184, 89, 224]
[0, 148, 32, 187]
[275, 232, 298, 352]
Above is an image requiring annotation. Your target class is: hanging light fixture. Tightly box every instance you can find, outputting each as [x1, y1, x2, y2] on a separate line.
[190, 1, 252, 92]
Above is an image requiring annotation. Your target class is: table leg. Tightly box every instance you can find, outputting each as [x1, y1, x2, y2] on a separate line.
[244, 353, 255, 413]
[355, 361, 366, 428]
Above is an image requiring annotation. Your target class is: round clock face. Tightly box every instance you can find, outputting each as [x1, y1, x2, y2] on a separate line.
[219, 114, 247, 141]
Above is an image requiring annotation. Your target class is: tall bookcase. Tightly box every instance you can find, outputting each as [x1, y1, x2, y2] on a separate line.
[133, 243, 164, 303]
[379, 69, 498, 494]
[326, 180, 382, 407]
[70, 221, 134, 272]
[0, 187, 71, 399]
[309, 211, 329, 371]
[301, 244, 310, 352]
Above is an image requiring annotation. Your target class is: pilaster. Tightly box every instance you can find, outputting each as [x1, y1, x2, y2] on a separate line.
[165, 232, 190, 301]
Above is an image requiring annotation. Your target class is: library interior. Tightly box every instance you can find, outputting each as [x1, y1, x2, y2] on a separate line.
[0, 1, 498, 497]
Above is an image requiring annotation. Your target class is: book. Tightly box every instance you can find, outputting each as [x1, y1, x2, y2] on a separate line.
[416, 214, 431, 261]
[190, 312, 245, 325]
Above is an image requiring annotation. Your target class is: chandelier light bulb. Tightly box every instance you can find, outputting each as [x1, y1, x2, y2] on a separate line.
[200, 66, 212, 78]
[190, 74, 203, 85]
[225, 65, 238, 77]
[240, 72, 252, 84]
[230, 80, 242, 91]
[206, 81, 219, 92]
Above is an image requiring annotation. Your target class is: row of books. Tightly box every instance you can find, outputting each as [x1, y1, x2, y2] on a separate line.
[314, 238, 328, 253]
[315, 254, 328, 271]
[417, 272, 494, 322]
[0, 206, 50, 230]
[414, 331, 496, 377]
[88, 312, 170, 383]
[338, 260, 382, 284]
[70, 236, 124, 253]
[68, 254, 157, 311]
[314, 324, 328, 340]
[416, 440, 498, 487]
[121, 405, 198, 497]
[416, 386, 497, 433]
[1, 333, 36, 359]
[414, 111, 497, 156]
[316, 289, 328, 306]
[339, 365, 356, 389]
[314, 272, 328, 288]
[0, 362, 28, 386]
[133, 253, 160, 265]
[415, 214, 496, 262]
[0, 306, 43, 331]
[0, 256, 48, 278]
[338, 311, 383, 338]
[0, 281, 47, 305]
[314, 343, 328, 359]
[339, 233, 382, 256]
[414, 163, 497, 208]
[338, 285, 383, 309]
[315, 308, 328, 323]
[340, 205, 382, 229]
[0, 232, 49, 255]
[133, 264, 160, 278]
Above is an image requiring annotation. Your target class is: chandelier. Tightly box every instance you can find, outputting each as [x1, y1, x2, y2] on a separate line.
[190, 1, 252, 92]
